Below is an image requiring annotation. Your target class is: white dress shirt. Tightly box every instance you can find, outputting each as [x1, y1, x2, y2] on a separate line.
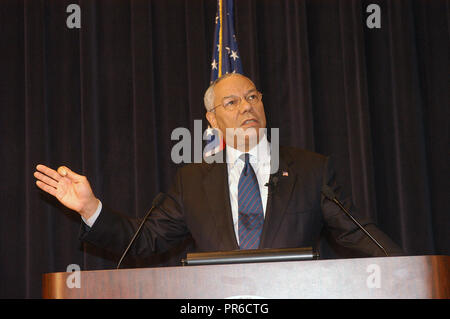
[83, 135, 272, 247]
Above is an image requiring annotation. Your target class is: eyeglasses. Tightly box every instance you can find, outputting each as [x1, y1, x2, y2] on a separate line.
[210, 91, 263, 112]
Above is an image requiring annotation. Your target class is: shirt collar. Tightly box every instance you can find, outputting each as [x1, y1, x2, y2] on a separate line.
[226, 132, 271, 167]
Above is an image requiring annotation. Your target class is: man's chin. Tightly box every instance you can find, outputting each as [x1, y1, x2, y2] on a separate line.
[224, 127, 265, 151]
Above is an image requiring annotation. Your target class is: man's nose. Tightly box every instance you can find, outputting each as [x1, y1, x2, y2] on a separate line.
[238, 97, 252, 112]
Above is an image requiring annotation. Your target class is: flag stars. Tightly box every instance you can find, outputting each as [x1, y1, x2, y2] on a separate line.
[230, 50, 239, 61]
[211, 59, 218, 70]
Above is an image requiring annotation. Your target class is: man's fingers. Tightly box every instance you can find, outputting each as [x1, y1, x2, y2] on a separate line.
[57, 166, 85, 182]
[36, 164, 62, 182]
[36, 180, 57, 197]
[34, 171, 59, 188]
[35, 164, 87, 184]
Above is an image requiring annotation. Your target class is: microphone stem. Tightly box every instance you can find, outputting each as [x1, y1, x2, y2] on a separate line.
[116, 206, 154, 269]
[332, 198, 389, 257]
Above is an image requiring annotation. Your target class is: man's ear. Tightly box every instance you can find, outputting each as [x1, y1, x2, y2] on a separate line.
[205, 111, 217, 128]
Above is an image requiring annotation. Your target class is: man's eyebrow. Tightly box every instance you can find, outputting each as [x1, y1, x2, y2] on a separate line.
[223, 94, 238, 99]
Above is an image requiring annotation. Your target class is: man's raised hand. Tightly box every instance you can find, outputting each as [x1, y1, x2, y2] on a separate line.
[34, 165, 99, 220]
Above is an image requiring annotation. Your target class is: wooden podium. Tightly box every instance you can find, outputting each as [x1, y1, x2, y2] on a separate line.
[42, 255, 449, 299]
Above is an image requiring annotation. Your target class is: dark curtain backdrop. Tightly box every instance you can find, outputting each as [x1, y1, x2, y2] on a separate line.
[0, 0, 448, 298]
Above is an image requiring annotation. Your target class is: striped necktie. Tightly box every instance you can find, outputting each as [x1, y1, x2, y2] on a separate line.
[238, 153, 264, 249]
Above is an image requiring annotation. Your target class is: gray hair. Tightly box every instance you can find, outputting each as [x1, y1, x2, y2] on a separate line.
[203, 73, 248, 112]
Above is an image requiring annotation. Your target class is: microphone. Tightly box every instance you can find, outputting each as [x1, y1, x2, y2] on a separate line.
[116, 192, 166, 269]
[321, 185, 389, 257]
[265, 174, 279, 196]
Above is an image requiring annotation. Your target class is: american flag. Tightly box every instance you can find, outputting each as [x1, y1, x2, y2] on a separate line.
[210, 0, 243, 82]
[204, 0, 243, 159]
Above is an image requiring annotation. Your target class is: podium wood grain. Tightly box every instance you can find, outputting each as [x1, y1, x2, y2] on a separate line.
[42, 255, 449, 299]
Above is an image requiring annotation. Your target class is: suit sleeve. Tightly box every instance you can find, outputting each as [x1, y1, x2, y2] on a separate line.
[321, 156, 404, 257]
[79, 168, 190, 258]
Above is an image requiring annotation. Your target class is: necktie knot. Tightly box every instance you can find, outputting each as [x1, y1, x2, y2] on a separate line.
[240, 153, 251, 176]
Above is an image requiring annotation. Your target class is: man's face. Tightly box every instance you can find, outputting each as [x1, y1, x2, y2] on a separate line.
[206, 74, 267, 149]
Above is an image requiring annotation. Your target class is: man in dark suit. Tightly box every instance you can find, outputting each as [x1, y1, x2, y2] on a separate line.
[34, 73, 402, 261]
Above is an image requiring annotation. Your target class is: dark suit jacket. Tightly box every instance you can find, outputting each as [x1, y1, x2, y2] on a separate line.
[80, 146, 403, 259]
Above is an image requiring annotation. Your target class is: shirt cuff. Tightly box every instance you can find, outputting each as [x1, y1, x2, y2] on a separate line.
[81, 200, 102, 227]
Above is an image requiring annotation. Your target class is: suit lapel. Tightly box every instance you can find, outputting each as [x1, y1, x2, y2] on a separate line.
[259, 148, 297, 248]
[202, 154, 239, 250]
[201, 147, 297, 251]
